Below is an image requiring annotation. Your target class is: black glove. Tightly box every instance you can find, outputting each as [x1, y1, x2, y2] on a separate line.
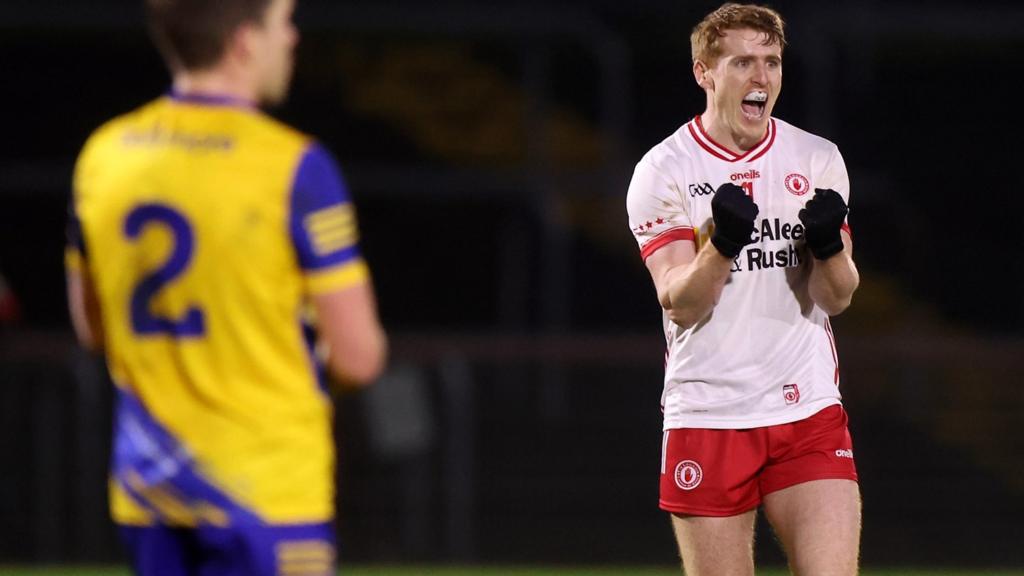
[710, 183, 759, 258]
[798, 188, 848, 260]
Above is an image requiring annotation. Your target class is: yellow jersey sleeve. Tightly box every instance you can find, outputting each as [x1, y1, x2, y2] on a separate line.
[288, 144, 370, 295]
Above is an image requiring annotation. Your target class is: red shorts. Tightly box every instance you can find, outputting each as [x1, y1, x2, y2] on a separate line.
[659, 405, 858, 517]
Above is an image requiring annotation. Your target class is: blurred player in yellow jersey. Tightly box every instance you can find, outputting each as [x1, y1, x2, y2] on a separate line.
[64, 0, 387, 573]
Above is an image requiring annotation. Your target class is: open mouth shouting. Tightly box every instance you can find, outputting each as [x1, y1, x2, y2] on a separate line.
[741, 90, 768, 120]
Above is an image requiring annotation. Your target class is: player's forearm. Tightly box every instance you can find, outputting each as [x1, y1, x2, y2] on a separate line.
[328, 325, 388, 387]
[664, 244, 734, 329]
[313, 279, 389, 388]
[807, 248, 859, 316]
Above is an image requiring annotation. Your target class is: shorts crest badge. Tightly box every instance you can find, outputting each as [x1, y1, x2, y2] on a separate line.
[674, 460, 703, 490]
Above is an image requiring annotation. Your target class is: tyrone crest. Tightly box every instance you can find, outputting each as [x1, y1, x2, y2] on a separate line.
[784, 173, 810, 196]
[674, 460, 703, 491]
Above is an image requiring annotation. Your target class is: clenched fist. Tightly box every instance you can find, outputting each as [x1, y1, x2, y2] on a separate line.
[710, 183, 759, 259]
[798, 188, 848, 260]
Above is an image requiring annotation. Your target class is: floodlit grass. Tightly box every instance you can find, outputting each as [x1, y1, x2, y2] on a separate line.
[2, 566, 1024, 576]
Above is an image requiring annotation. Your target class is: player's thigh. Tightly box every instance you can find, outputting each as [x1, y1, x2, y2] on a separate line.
[196, 521, 336, 576]
[671, 510, 757, 576]
[660, 428, 765, 517]
[762, 479, 861, 576]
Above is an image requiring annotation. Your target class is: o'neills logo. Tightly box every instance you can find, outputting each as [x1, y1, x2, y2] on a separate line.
[784, 173, 810, 196]
[674, 460, 703, 491]
[730, 169, 761, 181]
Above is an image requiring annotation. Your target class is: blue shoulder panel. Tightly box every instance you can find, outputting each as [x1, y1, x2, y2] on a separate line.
[289, 144, 361, 271]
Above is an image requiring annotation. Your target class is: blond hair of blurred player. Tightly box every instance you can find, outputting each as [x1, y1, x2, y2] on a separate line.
[626, 3, 861, 574]
[65, 0, 386, 573]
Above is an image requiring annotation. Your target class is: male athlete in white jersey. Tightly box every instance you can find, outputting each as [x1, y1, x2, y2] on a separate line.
[626, 4, 861, 575]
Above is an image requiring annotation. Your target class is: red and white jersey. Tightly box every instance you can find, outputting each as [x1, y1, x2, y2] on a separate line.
[627, 116, 852, 430]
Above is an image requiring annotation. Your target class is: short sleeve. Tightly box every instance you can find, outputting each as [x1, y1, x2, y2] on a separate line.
[289, 144, 369, 294]
[67, 129, 104, 273]
[625, 157, 695, 262]
[817, 146, 852, 236]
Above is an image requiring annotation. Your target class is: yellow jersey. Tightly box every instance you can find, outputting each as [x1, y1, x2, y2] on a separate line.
[66, 92, 368, 526]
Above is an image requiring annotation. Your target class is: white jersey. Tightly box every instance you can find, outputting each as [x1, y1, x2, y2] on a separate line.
[627, 116, 851, 430]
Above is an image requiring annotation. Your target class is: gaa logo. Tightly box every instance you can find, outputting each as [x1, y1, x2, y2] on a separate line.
[688, 182, 715, 197]
[783, 383, 800, 405]
[784, 173, 810, 196]
[674, 460, 703, 491]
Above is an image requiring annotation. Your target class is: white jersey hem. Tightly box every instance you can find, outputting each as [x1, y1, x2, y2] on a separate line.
[663, 398, 842, 431]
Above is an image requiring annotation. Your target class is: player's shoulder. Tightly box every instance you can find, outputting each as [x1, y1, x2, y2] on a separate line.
[99, 96, 312, 149]
[636, 120, 696, 175]
[238, 107, 311, 150]
[75, 99, 173, 182]
[79, 98, 165, 158]
[772, 117, 840, 155]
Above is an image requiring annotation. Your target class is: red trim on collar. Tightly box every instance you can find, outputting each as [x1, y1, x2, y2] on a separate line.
[687, 123, 734, 162]
[689, 116, 775, 163]
[747, 121, 776, 162]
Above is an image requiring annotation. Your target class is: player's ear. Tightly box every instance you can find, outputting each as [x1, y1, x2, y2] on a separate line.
[226, 22, 258, 66]
[693, 60, 713, 90]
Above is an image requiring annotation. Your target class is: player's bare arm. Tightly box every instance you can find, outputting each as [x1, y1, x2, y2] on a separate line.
[646, 240, 732, 329]
[646, 182, 759, 329]
[807, 232, 859, 316]
[314, 280, 387, 387]
[66, 265, 104, 352]
[800, 188, 859, 315]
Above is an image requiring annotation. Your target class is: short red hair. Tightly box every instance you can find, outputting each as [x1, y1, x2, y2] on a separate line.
[690, 3, 786, 66]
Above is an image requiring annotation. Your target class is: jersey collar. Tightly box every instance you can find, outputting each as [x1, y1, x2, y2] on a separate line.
[167, 90, 256, 110]
[686, 115, 776, 163]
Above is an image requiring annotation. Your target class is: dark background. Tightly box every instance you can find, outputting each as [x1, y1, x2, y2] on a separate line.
[1, 0, 1022, 570]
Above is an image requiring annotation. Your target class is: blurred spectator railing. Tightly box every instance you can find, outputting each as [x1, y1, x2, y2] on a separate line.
[3, 328, 1023, 565]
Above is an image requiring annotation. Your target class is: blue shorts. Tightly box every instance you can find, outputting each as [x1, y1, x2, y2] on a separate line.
[119, 522, 336, 576]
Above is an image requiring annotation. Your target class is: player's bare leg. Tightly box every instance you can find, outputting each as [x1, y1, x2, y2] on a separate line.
[671, 509, 756, 576]
[762, 479, 861, 576]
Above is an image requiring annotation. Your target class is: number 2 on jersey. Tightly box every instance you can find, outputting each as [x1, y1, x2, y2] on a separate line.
[123, 204, 206, 337]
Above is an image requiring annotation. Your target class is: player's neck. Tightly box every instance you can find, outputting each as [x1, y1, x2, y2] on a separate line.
[699, 110, 765, 154]
[173, 68, 258, 106]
